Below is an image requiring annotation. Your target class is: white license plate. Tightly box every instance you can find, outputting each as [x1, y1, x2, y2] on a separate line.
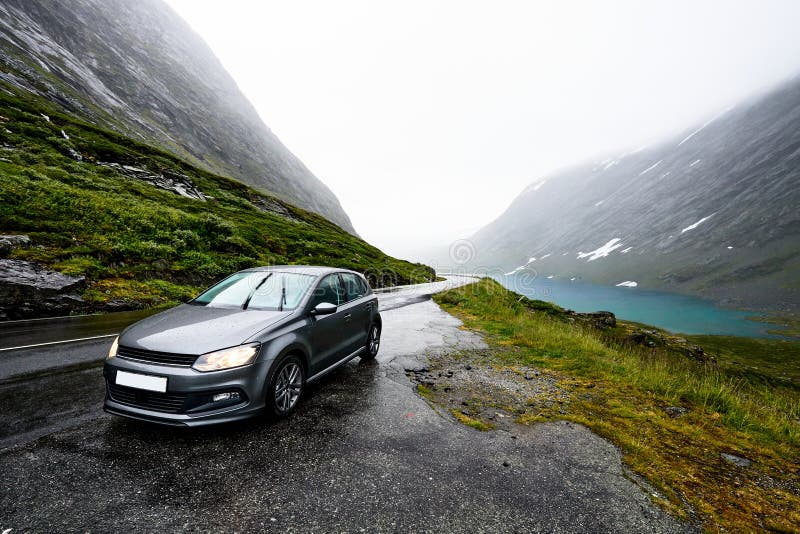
[116, 370, 167, 393]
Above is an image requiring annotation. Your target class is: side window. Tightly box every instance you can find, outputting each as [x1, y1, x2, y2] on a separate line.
[341, 273, 366, 302]
[358, 276, 370, 295]
[309, 274, 343, 309]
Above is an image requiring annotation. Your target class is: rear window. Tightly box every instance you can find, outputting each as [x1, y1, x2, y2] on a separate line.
[341, 273, 367, 302]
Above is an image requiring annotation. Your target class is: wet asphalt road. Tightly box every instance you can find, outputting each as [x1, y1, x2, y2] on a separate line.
[0, 276, 690, 532]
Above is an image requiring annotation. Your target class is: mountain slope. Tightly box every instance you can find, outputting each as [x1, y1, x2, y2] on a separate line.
[465, 77, 800, 312]
[0, 83, 433, 319]
[0, 0, 355, 233]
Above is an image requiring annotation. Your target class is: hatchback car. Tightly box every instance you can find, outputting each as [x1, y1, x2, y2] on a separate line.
[103, 266, 381, 425]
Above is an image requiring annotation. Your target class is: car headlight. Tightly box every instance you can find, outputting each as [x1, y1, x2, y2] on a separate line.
[107, 336, 119, 359]
[192, 344, 260, 372]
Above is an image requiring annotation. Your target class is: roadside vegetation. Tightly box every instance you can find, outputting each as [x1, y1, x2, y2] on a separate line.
[431, 278, 799, 531]
[0, 83, 434, 311]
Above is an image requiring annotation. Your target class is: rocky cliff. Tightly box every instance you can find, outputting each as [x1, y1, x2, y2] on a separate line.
[0, 0, 356, 233]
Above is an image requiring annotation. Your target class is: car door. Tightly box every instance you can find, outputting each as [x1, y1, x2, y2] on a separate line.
[307, 274, 349, 374]
[338, 272, 372, 353]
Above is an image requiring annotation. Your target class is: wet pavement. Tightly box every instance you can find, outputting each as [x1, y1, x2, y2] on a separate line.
[0, 308, 159, 350]
[0, 276, 690, 532]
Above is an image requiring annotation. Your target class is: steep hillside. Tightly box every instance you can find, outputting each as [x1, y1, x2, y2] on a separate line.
[0, 84, 433, 319]
[464, 77, 800, 312]
[0, 0, 355, 233]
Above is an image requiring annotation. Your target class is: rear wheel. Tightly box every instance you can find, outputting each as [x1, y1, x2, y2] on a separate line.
[266, 354, 304, 417]
[362, 323, 381, 360]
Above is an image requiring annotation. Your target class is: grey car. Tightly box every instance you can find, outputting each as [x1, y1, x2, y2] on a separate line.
[103, 266, 381, 426]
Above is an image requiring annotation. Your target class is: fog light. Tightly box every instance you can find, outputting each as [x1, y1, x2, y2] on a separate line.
[212, 392, 239, 402]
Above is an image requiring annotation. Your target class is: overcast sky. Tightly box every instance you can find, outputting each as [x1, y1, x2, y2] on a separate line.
[165, 0, 800, 260]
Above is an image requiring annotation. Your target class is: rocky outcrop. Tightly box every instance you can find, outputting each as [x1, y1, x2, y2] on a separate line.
[0, 234, 30, 256]
[0, 259, 86, 319]
[251, 195, 304, 223]
[96, 162, 209, 201]
[583, 311, 617, 329]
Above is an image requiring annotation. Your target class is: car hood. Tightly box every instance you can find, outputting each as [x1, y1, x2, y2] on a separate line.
[118, 304, 287, 355]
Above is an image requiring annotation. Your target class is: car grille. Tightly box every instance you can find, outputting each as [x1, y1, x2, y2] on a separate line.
[107, 383, 189, 413]
[117, 346, 198, 366]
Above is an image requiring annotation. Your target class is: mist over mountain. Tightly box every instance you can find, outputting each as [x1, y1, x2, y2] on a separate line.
[460, 76, 800, 312]
[0, 0, 355, 233]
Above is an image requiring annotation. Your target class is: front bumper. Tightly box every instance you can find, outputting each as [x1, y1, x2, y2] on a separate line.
[103, 355, 272, 426]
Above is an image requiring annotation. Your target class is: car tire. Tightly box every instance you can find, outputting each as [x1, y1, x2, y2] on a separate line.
[265, 354, 305, 418]
[362, 323, 381, 360]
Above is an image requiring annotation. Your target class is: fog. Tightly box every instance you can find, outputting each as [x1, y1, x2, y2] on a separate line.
[165, 0, 800, 260]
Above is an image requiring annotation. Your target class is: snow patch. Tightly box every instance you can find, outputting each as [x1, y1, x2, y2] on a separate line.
[540, 253, 551, 259]
[602, 160, 618, 171]
[570, 277, 576, 281]
[577, 238, 624, 261]
[620, 247, 633, 254]
[527, 257, 536, 263]
[689, 159, 701, 167]
[616, 281, 638, 288]
[639, 160, 662, 176]
[547, 275, 554, 279]
[681, 213, 715, 233]
[727, 246, 733, 250]
[677, 106, 733, 147]
[40, 113, 50, 122]
[594, 200, 604, 207]
[524, 179, 547, 194]
[61, 129, 69, 140]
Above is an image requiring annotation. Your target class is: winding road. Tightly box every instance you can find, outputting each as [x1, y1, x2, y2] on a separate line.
[0, 276, 689, 532]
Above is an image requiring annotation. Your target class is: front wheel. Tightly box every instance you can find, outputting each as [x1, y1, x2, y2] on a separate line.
[362, 323, 381, 360]
[266, 355, 304, 417]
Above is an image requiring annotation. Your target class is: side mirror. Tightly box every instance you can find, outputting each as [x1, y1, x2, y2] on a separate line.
[310, 302, 337, 316]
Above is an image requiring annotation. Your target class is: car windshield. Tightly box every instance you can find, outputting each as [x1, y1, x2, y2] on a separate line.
[192, 272, 316, 311]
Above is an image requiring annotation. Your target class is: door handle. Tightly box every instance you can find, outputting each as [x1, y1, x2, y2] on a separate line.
[344, 313, 352, 322]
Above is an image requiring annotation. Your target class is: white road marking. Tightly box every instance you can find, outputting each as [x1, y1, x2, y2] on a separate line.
[0, 334, 118, 352]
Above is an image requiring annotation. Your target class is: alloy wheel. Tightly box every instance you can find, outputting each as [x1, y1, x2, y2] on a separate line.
[274, 362, 303, 413]
[368, 325, 381, 356]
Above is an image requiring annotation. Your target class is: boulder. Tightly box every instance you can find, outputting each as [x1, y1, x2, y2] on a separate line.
[685, 345, 706, 362]
[586, 310, 617, 328]
[721, 453, 752, 468]
[0, 259, 86, 319]
[664, 406, 689, 418]
[0, 234, 30, 256]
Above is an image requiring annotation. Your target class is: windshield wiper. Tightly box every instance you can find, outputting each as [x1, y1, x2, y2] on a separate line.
[243, 274, 272, 310]
[278, 283, 287, 312]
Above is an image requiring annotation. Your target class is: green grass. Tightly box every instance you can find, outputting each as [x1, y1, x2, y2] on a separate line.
[434, 278, 800, 531]
[0, 83, 434, 311]
[688, 334, 800, 389]
[451, 409, 495, 431]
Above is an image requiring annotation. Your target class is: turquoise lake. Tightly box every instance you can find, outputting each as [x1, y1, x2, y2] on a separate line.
[495, 274, 771, 338]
